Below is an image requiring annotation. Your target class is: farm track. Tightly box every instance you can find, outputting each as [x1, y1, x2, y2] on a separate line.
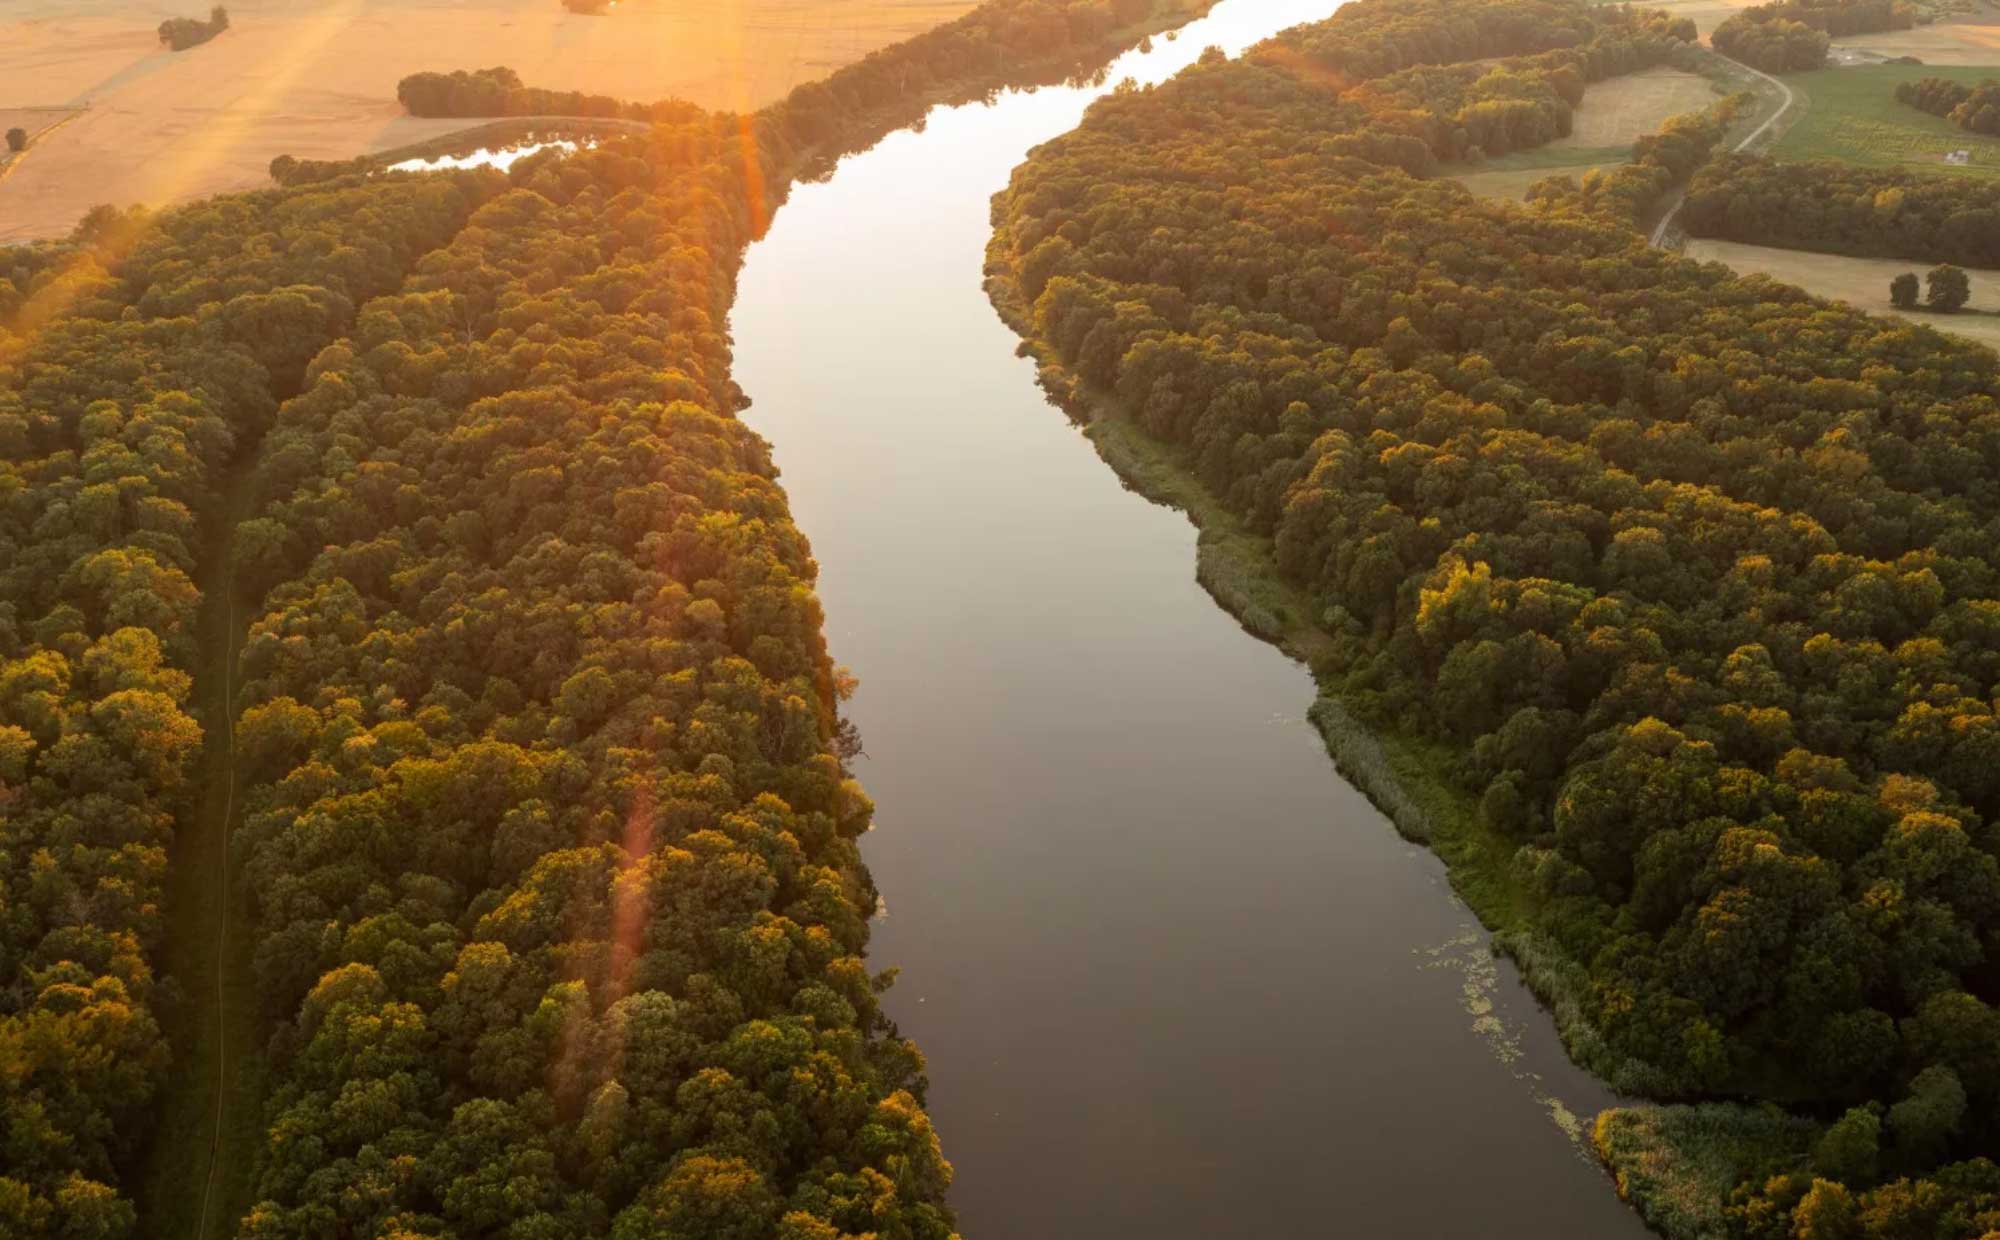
[1649, 52, 1797, 249]
[138, 469, 262, 1240]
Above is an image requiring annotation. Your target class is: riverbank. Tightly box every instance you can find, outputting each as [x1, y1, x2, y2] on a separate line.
[982, 265, 1665, 1092]
[728, 0, 1660, 1228]
[983, 210, 1806, 1240]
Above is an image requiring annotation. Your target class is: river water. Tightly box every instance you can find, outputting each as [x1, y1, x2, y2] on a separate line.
[388, 139, 584, 173]
[730, 4, 1655, 1235]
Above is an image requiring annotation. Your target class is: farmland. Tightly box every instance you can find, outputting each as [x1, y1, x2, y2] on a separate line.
[1687, 236, 2000, 347]
[1771, 62, 2000, 175]
[0, 0, 978, 242]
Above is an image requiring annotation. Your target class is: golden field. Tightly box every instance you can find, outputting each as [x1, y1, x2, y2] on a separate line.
[1687, 238, 2000, 349]
[0, 0, 975, 243]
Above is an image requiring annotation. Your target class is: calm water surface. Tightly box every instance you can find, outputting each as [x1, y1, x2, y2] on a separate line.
[730, 4, 1655, 1235]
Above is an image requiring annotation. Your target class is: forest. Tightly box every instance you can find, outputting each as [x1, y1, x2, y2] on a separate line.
[987, 0, 2000, 1235]
[1895, 76, 2000, 137]
[0, 0, 1187, 1233]
[1683, 153, 2000, 268]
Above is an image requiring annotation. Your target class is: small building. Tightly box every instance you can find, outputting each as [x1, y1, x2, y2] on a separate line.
[1945, 149, 1971, 166]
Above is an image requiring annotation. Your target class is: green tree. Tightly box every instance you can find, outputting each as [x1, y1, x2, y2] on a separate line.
[1887, 1065, 1965, 1163]
[1925, 263, 1971, 312]
[1889, 271, 1919, 308]
[1812, 1106, 1881, 1183]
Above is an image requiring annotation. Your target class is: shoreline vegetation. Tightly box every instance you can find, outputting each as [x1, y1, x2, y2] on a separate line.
[0, 0, 1212, 1235]
[987, 260, 1792, 1240]
[982, 272, 1665, 1095]
[984, 1, 2000, 1236]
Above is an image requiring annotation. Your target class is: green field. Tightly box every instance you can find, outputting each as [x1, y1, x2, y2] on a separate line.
[1774, 63, 2000, 176]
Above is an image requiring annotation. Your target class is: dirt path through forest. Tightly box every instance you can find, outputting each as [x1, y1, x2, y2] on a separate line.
[140, 469, 263, 1240]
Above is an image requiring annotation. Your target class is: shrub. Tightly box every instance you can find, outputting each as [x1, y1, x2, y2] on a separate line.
[158, 5, 228, 50]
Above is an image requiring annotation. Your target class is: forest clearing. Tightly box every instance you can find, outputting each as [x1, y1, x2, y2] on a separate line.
[1451, 65, 1725, 197]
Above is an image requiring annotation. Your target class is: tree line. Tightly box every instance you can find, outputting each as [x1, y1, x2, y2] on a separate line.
[395, 67, 710, 125]
[987, 0, 2000, 1235]
[1709, 0, 1913, 73]
[1895, 75, 2000, 137]
[1683, 152, 2000, 268]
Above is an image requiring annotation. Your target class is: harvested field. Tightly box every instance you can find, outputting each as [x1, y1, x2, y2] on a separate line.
[1687, 237, 2000, 348]
[1567, 65, 1722, 146]
[0, 0, 977, 243]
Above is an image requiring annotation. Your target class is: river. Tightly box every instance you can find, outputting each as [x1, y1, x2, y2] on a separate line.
[728, 3, 1656, 1235]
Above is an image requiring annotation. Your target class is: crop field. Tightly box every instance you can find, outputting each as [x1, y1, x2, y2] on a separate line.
[0, 0, 978, 243]
[1772, 63, 2000, 175]
[1687, 237, 2000, 348]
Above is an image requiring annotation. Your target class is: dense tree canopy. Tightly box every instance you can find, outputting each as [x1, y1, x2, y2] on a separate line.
[221, 124, 957, 1238]
[988, 0, 2000, 1234]
[1684, 153, 2000, 268]
[0, 174, 489, 1235]
[0, 0, 1199, 1229]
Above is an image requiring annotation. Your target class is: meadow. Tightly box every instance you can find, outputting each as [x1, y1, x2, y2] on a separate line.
[1772, 62, 2000, 174]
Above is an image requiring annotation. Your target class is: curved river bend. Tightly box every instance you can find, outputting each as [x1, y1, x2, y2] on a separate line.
[731, 5, 1655, 1235]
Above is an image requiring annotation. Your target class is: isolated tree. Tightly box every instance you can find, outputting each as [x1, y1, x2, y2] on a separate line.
[4, 128, 25, 153]
[1926, 263, 1971, 312]
[1889, 271, 1919, 308]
